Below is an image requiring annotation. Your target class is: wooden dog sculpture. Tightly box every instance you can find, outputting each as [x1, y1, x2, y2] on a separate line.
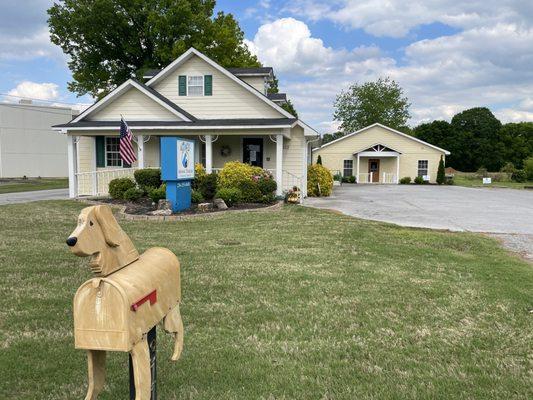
[66, 205, 183, 400]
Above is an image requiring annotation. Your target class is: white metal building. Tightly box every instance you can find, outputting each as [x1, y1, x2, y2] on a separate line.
[0, 101, 77, 177]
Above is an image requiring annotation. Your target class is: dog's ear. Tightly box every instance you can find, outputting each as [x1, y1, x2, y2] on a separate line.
[94, 205, 121, 247]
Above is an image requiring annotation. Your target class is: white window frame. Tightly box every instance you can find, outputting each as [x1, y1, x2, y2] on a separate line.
[418, 160, 428, 177]
[343, 159, 354, 177]
[187, 75, 204, 97]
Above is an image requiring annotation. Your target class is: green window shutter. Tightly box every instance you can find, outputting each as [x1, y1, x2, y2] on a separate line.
[95, 136, 105, 167]
[178, 75, 187, 96]
[204, 75, 212, 96]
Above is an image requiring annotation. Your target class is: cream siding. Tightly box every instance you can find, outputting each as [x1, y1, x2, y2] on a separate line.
[313, 125, 446, 183]
[152, 55, 284, 119]
[87, 88, 179, 121]
[283, 126, 305, 190]
[240, 76, 266, 94]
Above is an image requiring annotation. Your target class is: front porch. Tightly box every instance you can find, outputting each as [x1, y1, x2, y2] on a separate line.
[68, 132, 306, 198]
[350, 145, 400, 184]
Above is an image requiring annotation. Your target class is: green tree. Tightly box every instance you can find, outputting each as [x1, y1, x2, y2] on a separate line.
[321, 132, 344, 145]
[333, 77, 410, 133]
[451, 107, 503, 171]
[281, 100, 298, 118]
[436, 155, 445, 185]
[499, 123, 533, 169]
[267, 75, 298, 117]
[48, 0, 260, 98]
[316, 155, 322, 165]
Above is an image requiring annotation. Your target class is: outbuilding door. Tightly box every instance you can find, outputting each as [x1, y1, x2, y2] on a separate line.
[368, 159, 380, 182]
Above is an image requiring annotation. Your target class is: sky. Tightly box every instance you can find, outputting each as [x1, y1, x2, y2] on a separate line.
[2, 0, 533, 133]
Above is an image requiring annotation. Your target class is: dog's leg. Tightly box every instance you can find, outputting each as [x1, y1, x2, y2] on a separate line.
[85, 350, 106, 400]
[163, 304, 184, 361]
[130, 337, 151, 400]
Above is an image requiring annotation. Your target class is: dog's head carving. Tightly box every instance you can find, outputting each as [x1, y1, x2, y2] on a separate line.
[67, 205, 139, 276]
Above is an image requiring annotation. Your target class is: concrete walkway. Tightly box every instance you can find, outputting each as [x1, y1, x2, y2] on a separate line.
[305, 185, 533, 260]
[0, 188, 69, 205]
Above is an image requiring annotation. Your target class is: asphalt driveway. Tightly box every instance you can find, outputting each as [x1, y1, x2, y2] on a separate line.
[0, 188, 69, 205]
[305, 184, 533, 259]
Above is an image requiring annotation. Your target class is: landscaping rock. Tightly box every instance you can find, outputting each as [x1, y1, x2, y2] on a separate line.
[213, 198, 228, 210]
[157, 199, 172, 211]
[149, 208, 172, 216]
[197, 202, 212, 212]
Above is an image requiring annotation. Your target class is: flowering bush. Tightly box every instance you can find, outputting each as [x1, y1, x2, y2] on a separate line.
[307, 164, 333, 196]
[217, 161, 272, 203]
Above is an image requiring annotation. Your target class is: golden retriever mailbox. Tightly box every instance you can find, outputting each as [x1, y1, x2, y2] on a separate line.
[66, 205, 183, 400]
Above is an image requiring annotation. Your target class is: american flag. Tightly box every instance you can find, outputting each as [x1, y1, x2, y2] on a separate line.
[119, 117, 137, 165]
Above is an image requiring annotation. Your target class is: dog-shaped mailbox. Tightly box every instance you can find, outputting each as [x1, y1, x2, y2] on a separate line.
[66, 205, 183, 400]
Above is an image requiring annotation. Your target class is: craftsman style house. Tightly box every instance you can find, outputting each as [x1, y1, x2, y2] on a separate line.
[54, 48, 319, 198]
[313, 123, 450, 183]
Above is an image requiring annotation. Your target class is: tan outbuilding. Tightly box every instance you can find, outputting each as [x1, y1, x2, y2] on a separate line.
[313, 123, 450, 184]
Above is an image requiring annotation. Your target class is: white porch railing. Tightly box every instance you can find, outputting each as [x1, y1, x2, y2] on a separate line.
[283, 170, 303, 203]
[358, 172, 373, 183]
[357, 172, 397, 184]
[76, 167, 138, 196]
[382, 173, 397, 184]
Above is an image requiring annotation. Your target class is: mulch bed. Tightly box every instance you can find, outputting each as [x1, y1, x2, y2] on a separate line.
[97, 197, 275, 215]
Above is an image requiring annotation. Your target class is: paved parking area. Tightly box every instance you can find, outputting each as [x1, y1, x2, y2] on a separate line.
[0, 189, 69, 205]
[305, 184, 533, 260]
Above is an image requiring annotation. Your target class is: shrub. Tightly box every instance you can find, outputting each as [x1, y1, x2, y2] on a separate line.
[261, 193, 276, 204]
[215, 187, 242, 206]
[134, 168, 161, 192]
[123, 187, 143, 202]
[257, 176, 277, 195]
[414, 176, 424, 184]
[524, 156, 533, 180]
[109, 177, 136, 199]
[197, 173, 218, 200]
[399, 177, 411, 184]
[316, 155, 322, 165]
[239, 179, 262, 202]
[307, 164, 333, 196]
[476, 167, 488, 178]
[511, 169, 527, 182]
[348, 175, 356, 183]
[192, 163, 207, 190]
[333, 173, 342, 182]
[342, 176, 350, 183]
[191, 189, 204, 204]
[217, 161, 263, 189]
[437, 156, 445, 185]
[500, 162, 516, 175]
[148, 184, 166, 203]
[445, 176, 455, 185]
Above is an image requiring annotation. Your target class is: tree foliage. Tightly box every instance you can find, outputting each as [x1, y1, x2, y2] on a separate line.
[321, 132, 344, 145]
[436, 155, 445, 185]
[48, 0, 260, 98]
[267, 74, 298, 117]
[333, 77, 411, 133]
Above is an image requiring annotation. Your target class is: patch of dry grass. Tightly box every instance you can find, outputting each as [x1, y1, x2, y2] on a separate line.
[0, 201, 532, 399]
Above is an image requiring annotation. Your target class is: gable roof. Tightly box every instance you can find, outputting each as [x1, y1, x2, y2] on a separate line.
[72, 79, 196, 123]
[145, 48, 297, 120]
[318, 123, 450, 155]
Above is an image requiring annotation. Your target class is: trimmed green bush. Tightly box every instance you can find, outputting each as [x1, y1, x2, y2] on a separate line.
[109, 177, 136, 199]
[257, 176, 277, 195]
[134, 168, 161, 192]
[215, 187, 242, 206]
[307, 164, 333, 196]
[239, 180, 262, 202]
[191, 189, 204, 204]
[524, 157, 533, 180]
[123, 187, 143, 202]
[148, 185, 166, 203]
[414, 176, 424, 184]
[511, 169, 527, 182]
[197, 172, 218, 200]
[333, 173, 342, 182]
[399, 177, 411, 184]
[437, 155, 445, 185]
[348, 175, 356, 183]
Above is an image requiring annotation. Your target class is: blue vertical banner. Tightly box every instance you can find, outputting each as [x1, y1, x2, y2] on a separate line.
[160, 137, 195, 212]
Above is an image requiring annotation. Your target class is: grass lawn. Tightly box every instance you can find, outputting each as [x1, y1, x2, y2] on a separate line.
[0, 177, 68, 194]
[453, 173, 533, 189]
[0, 201, 532, 399]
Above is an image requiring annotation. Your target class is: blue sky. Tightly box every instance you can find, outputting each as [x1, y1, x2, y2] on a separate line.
[2, 0, 533, 133]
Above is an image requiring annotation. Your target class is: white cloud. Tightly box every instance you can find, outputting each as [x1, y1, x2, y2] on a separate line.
[0, 28, 61, 60]
[286, 0, 533, 38]
[248, 17, 533, 132]
[7, 81, 60, 101]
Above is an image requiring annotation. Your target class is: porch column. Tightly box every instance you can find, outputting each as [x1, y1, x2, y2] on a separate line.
[137, 135, 145, 168]
[194, 137, 200, 165]
[356, 153, 360, 183]
[396, 155, 400, 184]
[67, 135, 78, 198]
[276, 134, 283, 196]
[205, 134, 213, 173]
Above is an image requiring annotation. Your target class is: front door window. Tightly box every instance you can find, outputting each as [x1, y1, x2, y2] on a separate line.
[368, 159, 380, 182]
[243, 138, 263, 167]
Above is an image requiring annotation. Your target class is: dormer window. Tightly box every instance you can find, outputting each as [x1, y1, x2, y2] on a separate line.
[187, 76, 204, 96]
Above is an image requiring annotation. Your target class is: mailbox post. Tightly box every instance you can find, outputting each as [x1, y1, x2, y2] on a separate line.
[160, 137, 195, 212]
